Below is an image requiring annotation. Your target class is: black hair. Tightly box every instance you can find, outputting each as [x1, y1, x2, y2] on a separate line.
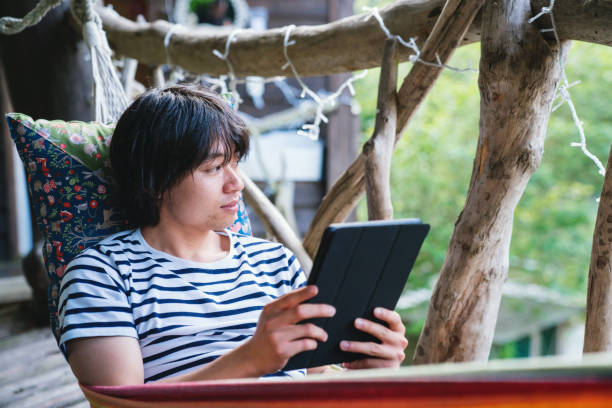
[109, 85, 250, 228]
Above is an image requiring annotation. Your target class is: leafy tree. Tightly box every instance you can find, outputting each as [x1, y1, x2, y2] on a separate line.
[354, 40, 612, 298]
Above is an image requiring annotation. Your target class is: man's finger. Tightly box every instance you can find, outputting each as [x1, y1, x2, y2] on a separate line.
[340, 340, 404, 361]
[373, 307, 405, 333]
[287, 323, 328, 343]
[281, 303, 335, 325]
[267, 285, 319, 311]
[284, 338, 319, 357]
[343, 358, 398, 370]
[353, 318, 406, 347]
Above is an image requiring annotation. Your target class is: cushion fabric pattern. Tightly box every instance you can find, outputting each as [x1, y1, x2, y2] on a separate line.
[6, 113, 252, 343]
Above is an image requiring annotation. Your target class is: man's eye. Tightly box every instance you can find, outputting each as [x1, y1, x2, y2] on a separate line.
[206, 165, 222, 174]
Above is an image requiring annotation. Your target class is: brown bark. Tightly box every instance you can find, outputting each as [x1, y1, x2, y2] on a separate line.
[584, 146, 612, 352]
[241, 173, 313, 275]
[302, 0, 484, 257]
[97, 0, 612, 78]
[364, 38, 397, 221]
[413, 0, 569, 364]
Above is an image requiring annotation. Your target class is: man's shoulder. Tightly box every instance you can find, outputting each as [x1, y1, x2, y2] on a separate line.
[230, 231, 289, 257]
[231, 231, 284, 248]
[69, 229, 140, 267]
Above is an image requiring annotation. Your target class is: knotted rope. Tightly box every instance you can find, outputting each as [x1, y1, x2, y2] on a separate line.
[0, 0, 65, 35]
[71, 0, 128, 123]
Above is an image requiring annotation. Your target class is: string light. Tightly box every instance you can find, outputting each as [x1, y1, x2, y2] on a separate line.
[281, 25, 367, 139]
[529, 0, 606, 176]
[363, 6, 476, 73]
[212, 29, 243, 109]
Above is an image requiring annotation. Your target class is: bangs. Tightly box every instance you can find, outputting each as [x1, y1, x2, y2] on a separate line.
[188, 98, 250, 170]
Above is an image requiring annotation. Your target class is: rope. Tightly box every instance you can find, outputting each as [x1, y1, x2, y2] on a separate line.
[0, 0, 65, 35]
[71, 0, 128, 123]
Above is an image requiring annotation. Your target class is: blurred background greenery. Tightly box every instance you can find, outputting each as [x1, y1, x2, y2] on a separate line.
[353, 1, 612, 316]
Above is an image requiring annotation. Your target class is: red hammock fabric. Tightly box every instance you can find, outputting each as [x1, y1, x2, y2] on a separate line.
[83, 377, 612, 408]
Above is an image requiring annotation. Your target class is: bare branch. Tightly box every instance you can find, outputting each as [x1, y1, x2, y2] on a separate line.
[364, 38, 397, 221]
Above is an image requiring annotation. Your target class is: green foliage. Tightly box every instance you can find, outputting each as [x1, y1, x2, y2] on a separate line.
[354, 41, 612, 296]
[189, 0, 216, 14]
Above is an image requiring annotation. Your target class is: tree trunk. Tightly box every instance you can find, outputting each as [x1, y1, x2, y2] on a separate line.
[364, 38, 397, 221]
[97, 0, 612, 78]
[413, 0, 569, 364]
[584, 146, 612, 352]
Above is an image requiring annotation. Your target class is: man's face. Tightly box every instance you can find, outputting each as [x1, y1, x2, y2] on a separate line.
[158, 147, 244, 232]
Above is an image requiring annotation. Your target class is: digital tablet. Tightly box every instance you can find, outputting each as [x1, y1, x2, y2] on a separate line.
[283, 219, 429, 371]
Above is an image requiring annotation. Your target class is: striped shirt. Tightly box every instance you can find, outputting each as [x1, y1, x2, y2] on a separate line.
[58, 229, 307, 382]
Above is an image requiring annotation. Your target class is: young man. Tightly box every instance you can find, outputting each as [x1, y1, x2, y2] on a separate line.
[58, 85, 408, 385]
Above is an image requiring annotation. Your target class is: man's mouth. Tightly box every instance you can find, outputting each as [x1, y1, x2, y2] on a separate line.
[221, 200, 239, 210]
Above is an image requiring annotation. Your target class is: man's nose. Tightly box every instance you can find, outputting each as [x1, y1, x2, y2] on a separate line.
[225, 166, 244, 192]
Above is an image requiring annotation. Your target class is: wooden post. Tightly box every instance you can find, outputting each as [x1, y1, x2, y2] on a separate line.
[584, 147, 612, 352]
[364, 38, 397, 221]
[413, 0, 569, 364]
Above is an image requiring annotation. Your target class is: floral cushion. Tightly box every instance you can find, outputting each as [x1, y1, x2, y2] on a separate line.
[6, 113, 252, 343]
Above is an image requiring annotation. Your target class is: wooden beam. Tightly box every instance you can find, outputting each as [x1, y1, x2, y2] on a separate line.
[413, 0, 569, 364]
[97, 0, 612, 78]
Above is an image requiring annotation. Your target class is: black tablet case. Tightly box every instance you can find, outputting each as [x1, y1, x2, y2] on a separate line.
[283, 219, 429, 371]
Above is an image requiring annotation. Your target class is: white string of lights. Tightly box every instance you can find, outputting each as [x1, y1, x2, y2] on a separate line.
[529, 0, 606, 176]
[281, 24, 368, 139]
[212, 29, 243, 109]
[162, 24, 188, 85]
[163, 24, 180, 66]
[363, 6, 476, 73]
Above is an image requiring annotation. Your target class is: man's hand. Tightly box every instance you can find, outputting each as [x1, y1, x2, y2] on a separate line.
[240, 285, 336, 376]
[340, 307, 408, 369]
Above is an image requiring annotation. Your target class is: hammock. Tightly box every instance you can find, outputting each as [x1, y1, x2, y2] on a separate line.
[81, 354, 612, 408]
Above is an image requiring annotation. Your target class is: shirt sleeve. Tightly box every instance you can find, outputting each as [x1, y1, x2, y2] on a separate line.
[58, 248, 137, 355]
[284, 247, 307, 290]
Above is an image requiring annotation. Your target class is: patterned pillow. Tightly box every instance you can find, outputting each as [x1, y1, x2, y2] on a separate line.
[6, 113, 252, 343]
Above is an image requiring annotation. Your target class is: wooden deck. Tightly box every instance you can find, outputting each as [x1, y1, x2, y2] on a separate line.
[0, 299, 88, 407]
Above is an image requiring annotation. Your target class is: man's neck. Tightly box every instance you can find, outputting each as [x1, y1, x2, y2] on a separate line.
[141, 222, 230, 264]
